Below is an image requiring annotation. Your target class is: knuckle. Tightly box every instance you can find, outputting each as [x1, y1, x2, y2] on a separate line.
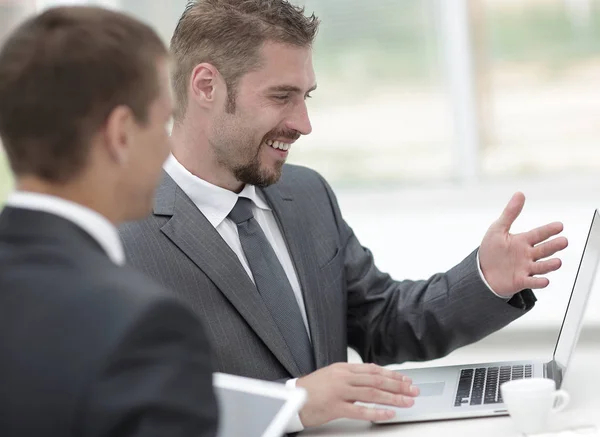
[372, 376, 384, 388]
[367, 387, 380, 399]
[400, 395, 415, 407]
[330, 363, 343, 373]
[355, 405, 374, 420]
[331, 366, 347, 379]
[377, 408, 394, 421]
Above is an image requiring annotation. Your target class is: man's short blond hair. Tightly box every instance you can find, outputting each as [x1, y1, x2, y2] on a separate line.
[170, 0, 319, 118]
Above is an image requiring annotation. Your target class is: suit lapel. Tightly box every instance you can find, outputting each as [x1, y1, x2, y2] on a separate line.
[262, 184, 331, 369]
[154, 173, 301, 376]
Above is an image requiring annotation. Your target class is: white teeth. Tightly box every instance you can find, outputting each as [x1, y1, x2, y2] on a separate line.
[266, 140, 291, 151]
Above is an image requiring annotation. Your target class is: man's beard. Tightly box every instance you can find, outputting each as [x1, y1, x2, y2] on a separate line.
[232, 152, 284, 187]
[230, 128, 299, 187]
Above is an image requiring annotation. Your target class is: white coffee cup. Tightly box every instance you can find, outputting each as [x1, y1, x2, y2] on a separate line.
[500, 378, 570, 435]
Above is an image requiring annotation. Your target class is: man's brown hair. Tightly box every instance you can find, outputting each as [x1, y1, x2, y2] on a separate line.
[0, 6, 167, 183]
[170, 0, 320, 119]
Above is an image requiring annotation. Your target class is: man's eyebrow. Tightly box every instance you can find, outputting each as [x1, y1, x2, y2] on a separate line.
[266, 84, 318, 94]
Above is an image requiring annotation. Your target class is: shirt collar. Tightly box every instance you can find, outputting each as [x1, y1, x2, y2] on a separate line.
[163, 154, 271, 227]
[4, 191, 125, 265]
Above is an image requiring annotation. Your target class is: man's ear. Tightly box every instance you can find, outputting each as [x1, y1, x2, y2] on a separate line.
[103, 105, 135, 166]
[190, 63, 224, 109]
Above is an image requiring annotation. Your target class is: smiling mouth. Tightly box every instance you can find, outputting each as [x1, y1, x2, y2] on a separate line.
[264, 139, 291, 151]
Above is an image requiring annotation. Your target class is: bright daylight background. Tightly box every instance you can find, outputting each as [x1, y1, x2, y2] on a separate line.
[1, 0, 600, 365]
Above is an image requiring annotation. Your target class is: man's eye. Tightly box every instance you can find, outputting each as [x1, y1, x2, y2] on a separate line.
[273, 95, 289, 101]
[305, 94, 313, 100]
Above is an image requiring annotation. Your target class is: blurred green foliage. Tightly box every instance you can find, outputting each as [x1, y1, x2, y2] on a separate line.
[301, 0, 600, 84]
[488, 4, 600, 68]
[304, 0, 439, 83]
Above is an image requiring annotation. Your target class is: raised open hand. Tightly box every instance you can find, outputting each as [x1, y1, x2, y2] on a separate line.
[479, 192, 568, 297]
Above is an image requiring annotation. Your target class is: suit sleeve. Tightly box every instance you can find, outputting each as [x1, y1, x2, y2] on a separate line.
[316, 174, 536, 366]
[76, 297, 219, 437]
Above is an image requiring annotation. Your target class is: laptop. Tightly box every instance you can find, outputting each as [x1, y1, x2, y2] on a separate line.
[213, 372, 307, 437]
[372, 209, 600, 424]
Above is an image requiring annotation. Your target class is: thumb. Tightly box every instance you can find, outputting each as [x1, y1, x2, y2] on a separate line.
[495, 192, 525, 232]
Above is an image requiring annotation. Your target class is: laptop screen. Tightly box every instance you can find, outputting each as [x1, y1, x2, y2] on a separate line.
[216, 386, 287, 437]
[213, 373, 306, 437]
[553, 210, 600, 372]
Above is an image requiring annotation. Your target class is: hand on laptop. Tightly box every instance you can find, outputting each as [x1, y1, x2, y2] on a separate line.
[479, 192, 568, 297]
[296, 362, 419, 427]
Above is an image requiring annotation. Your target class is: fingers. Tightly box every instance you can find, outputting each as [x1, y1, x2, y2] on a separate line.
[349, 374, 419, 397]
[340, 403, 396, 422]
[496, 192, 526, 231]
[530, 258, 562, 276]
[525, 222, 565, 246]
[521, 276, 550, 290]
[531, 236, 568, 261]
[344, 364, 418, 408]
[348, 363, 412, 383]
[348, 386, 416, 408]
[297, 363, 418, 427]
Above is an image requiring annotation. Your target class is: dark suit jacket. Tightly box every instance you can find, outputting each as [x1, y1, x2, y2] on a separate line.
[0, 207, 218, 437]
[120, 165, 535, 381]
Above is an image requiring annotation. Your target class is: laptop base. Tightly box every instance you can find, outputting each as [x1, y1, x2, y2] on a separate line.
[371, 359, 547, 424]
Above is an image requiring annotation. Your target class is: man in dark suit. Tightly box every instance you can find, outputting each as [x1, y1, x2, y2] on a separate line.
[121, 0, 568, 432]
[0, 6, 217, 437]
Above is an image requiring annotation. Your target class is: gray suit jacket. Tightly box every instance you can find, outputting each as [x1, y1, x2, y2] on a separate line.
[120, 165, 535, 380]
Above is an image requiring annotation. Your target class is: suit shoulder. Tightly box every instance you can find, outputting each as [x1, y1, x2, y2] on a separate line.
[2, 259, 195, 348]
[80, 266, 203, 342]
[281, 163, 323, 180]
[97, 266, 172, 306]
[61, 263, 178, 320]
[96, 268, 207, 352]
[119, 213, 163, 239]
[279, 164, 330, 189]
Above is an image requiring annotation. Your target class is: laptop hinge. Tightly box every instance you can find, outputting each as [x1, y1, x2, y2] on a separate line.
[544, 360, 563, 388]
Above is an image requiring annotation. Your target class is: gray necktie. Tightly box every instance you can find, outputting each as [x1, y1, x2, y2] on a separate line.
[228, 197, 315, 375]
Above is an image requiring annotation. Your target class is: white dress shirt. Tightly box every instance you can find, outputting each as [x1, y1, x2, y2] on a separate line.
[164, 154, 503, 432]
[477, 251, 506, 299]
[4, 191, 125, 266]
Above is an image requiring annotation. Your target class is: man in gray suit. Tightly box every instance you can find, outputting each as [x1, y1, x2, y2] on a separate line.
[120, 0, 568, 432]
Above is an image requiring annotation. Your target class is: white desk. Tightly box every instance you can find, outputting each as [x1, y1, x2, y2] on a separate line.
[301, 347, 600, 437]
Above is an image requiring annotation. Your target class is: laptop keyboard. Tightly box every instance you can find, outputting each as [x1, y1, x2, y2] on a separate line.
[454, 364, 533, 407]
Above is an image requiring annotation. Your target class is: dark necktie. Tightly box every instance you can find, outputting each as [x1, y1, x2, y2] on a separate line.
[228, 197, 315, 375]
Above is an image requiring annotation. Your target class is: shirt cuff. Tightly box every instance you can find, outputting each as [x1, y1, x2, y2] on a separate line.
[285, 378, 305, 433]
[476, 249, 509, 300]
